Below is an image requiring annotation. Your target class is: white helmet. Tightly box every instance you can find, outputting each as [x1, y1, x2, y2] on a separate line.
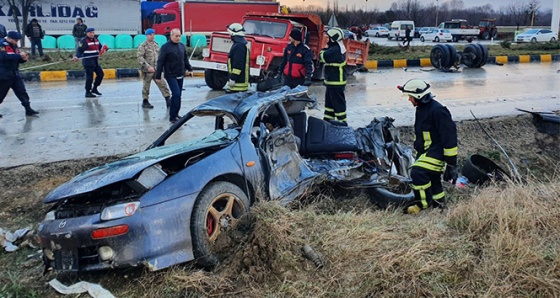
[398, 79, 431, 99]
[227, 23, 245, 36]
[326, 27, 344, 42]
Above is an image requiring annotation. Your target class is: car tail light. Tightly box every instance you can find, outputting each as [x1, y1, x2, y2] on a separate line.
[91, 225, 129, 239]
[334, 153, 356, 159]
[439, 33, 443, 36]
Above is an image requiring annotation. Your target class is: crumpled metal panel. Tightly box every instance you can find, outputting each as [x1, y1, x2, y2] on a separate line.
[44, 130, 238, 203]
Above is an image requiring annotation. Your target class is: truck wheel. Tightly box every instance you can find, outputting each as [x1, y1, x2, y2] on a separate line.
[476, 44, 488, 67]
[481, 31, 490, 40]
[492, 30, 498, 39]
[462, 44, 482, 68]
[445, 44, 457, 68]
[452, 36, 459, 42]
[191, 181, 250, 267]
[430, 44, 450, 69]
[204, 69, 228, 90]
[467, 38, 473, 43]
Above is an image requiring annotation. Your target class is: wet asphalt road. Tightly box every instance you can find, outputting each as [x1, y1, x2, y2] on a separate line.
[0, 62, 558, 168]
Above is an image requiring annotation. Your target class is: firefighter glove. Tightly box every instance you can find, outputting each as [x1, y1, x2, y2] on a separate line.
[443, 164, 458, 184]
[303, 77, 312, 86]
[228, 79, 235, 88]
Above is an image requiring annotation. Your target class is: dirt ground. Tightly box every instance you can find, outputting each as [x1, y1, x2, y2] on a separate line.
[0, 113, 558, 297]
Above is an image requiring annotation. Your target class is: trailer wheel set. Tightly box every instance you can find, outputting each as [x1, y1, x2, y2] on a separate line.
[430, 44, 489, 70]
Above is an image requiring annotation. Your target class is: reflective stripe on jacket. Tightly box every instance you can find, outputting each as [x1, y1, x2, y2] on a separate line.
[76, 37, 102, 67]
[319, 44, 346, 86]
[0, 38, 25, 79]
[412, 98, 458, 172]
[228, 36, 249, 91]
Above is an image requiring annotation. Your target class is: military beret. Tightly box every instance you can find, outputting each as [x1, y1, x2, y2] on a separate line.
[85, 28, 95, 33]
[7, 31, 22, 39]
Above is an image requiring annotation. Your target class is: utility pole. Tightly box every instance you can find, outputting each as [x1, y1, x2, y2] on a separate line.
[435, 0, 439, 27]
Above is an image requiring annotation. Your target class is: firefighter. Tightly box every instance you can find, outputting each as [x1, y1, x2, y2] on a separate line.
[226, 23, 249, 93]
[278, 28, 313, 88]
[320, 27, 347, 123]
[74, 28, 107, 98]
[398, 79, 458, 214]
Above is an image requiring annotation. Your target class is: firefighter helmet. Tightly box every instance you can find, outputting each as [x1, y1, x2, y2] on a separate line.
[326, 27, 344, 42]
[398, 79, 431, 99]
[227, 23, 245, 36]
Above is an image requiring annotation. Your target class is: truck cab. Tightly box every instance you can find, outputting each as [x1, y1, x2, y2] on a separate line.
[192, 13, 370, 91]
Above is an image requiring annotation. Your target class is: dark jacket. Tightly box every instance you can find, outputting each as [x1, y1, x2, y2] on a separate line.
[0, 24, 6, 39]
[279, 42, 314, 79]
[73, 23, 87, 39]
[412, 96, 458, 172]
[155, 41, 192, 79]
[319, 42, 346, 87]
[25, 22, 44, 39]
[405, 27, 412, 39]
[0, 38, 26, 80]
[227, 35, 249, 83]
[76, 36, 103, 67]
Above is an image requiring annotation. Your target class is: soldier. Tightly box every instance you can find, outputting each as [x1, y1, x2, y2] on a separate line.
[73, 28, 107, 98]
[137, 28, 171, 109]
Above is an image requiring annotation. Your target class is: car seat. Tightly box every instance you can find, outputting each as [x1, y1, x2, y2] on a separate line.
[304, 116, 358, 154]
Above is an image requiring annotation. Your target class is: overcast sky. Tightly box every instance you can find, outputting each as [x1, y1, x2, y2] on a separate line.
[281, 0, 554, 11]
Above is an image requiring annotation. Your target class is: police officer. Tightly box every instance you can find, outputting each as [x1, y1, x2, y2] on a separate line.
[0, 31, 39, 117]
[398, 79, 458, 213]
[278, 28, 313, 88]
[74, 27, 107, 98]
[137, 28, 171, 109]
[320, 27, 347, 123]
[226, 23, 249, 93]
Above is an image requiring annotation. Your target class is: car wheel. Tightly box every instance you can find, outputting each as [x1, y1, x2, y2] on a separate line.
[369, 183, 415, 209]
[551, 37, 557, 42]
[435, 37, 440, 42]
[420, 36, 425, 42]
[191, 181, 250, 267]
[204, 69, 228, 90]
[375, 32, 380, 37]
[531, 37, 537, 43]
[461, 154, 509, 185]
[430, 44, 451, 69]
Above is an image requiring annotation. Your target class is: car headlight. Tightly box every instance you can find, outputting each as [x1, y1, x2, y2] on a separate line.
[44, 211, 55, 221]
[202, 48, 210, 58]
[101, 202, 140, 221]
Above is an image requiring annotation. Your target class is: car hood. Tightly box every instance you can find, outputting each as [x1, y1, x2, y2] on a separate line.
[44, 130, 238, 203]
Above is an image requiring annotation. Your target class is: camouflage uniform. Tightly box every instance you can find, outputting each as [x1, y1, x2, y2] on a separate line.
[137, 40, 170, 107]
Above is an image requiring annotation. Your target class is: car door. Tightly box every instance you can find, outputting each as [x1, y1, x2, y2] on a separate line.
[257, 103, 320, 204]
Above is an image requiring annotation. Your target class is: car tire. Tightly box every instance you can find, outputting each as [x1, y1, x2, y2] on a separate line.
[204, 69, 228, 90]
[461, 154, 509, 185]
[435, 37, 440, 42]
[430, 44, 451, 69]
[476, 44, 488, 67]
[420, 36, 425, 42]
[445, 44, 457, 68]
[369, 187, 415, 209]
[551, 37, 557, 42]
[462, 44, 482, 68]
[452, 36, 459, 42]
[375, 32, 380, 37]
[191, 181, 250, 267]
[531, 37, 537, 43]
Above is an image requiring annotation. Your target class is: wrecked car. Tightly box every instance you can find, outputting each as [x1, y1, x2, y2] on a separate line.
[38, 86, 414, 272]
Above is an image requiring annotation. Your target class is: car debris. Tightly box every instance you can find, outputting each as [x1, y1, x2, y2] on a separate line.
[37, 86, 415, 273]
[49, 279, 115, 298]
[302, 244, 324, 269]
[0, 227, 32, 252]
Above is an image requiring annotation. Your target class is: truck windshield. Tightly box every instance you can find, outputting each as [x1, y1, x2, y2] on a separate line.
[154, 13, 176, 24]
[243, 20, 288, 38]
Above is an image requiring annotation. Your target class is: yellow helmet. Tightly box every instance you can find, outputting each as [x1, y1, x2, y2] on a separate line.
[326, 27, 344, 42]
[227, 23, 245, 36]
[398, 79, 431, 99]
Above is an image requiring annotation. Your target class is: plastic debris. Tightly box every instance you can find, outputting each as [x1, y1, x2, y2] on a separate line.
[49, 279, 116, 298]
[302, 244, 324, 269]
[0, 227, 32, 252]
[456, 176, 469, 188]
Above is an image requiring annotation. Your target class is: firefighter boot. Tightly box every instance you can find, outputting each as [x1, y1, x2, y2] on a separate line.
[142, 99, 154, 109]
[92, 87, 102, 96]
[24, 105, 39, 116]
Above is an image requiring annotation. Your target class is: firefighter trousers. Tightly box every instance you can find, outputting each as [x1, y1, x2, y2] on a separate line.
[410, 166, 446, 209]
[323, 86, 346, 122]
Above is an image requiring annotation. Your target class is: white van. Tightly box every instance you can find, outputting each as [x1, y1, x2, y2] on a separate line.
[388, 21, 415, 41]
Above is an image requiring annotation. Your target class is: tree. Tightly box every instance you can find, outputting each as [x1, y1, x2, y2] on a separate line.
[527, 0, 540, 26]
[4, 0, 43, 46]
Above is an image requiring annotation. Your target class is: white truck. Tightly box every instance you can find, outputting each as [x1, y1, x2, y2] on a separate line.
[0, 0, 141, 36]
[438, 19, 479, 42]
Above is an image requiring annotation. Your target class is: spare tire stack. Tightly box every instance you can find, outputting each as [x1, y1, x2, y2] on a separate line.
[430, 44, 488, 70]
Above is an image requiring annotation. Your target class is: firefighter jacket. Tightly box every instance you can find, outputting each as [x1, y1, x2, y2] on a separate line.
[319, 43, 346, 86]
[228, 35, 249, 91]
[0, 38, 25, 80]
[155, 41, 192, 79]
[76, 36, 103, 67]
[137, 40, 160, 72]
[279, 42, 313, 79]
[412, 97, 458, 173]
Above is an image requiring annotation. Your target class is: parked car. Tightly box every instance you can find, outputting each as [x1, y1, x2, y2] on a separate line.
[420, 29, 453, 42]
[37, 86, 414, 273]
[365, 26, 389, 37]
[516, 29, 558, 43]
[418, 27, 433, 37]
